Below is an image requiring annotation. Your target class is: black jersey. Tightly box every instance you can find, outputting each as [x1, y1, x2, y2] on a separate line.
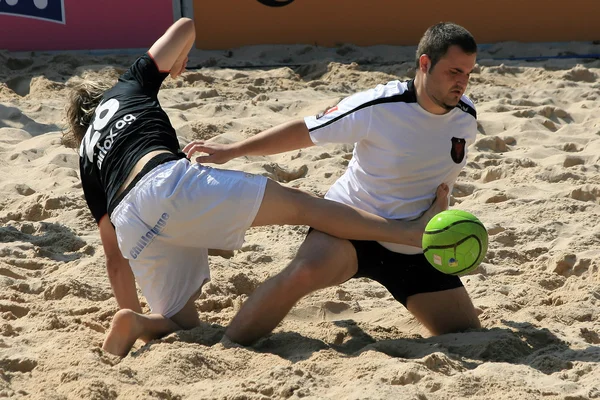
[79, 53, 186, 223]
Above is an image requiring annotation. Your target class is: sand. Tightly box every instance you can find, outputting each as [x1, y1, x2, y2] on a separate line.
[0, 40, 599, 399]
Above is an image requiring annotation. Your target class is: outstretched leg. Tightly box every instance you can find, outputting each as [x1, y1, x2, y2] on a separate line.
[226, 183, 450, 346]
[251, 180, 449, 247]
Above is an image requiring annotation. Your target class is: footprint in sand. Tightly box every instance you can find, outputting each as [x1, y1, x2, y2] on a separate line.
[11, 281, 44, 295]
[452, 183, 476, 198]
[537, 168, 582, 183]
[196, 296, 234, 313]
[511, 109, 538, 119]
[538, 105, 571, 121]
[6, 57, 34, 71]
[0, 221, 93, 330]
[289, 301, 354, 322]
[0, 106, 60, 135]
[227, 272, 260, 296]
[511, 106, 572, 134]
[5, 76, 32, 97]
[474, 136, 510, 153]
[187, 121, 229, 141]
[0, 302, 30, 319]
[569, 185, 600, 203]
[542, 119, 558, 131]
[0, 267, 26, 281]
[579, 328, 600, 344]
[421, 352, 467, 375]
[8, 148, 43, 163]
[0, 356, 37, 373]
[551, 253, 592, 278]
[481, 166, 505, 183]
[504, 98, 543, 107]
[43, 279, 112, 302]
[0, 323, 19, 337]
[560, 143, 582, 152]
[563, 66, 598, 83]
[483, 191, 512, 204]
[262, 162, 308, 183]
[529, 354, 574, 375]
[28, 76, 65, 97]
[12, 184, 36, 196]
[183, 72, 216, 84]
[563, 155, 585, 168]
[0, 128, 32, 144]
[68, 380, 117, 400]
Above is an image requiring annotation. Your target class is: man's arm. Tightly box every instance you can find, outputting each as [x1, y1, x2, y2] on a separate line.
[149, 17, 196, 78]
[98, 215, 142, 313]
[183, 119, 314, 164]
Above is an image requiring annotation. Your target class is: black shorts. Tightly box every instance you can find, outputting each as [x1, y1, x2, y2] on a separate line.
[349, 238, 463, 307]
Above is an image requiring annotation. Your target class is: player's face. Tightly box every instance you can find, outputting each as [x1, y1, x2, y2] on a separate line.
[424, 45, 476, 111]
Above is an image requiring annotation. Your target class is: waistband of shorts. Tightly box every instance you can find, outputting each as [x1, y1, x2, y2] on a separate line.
[108, 152, 186, 217]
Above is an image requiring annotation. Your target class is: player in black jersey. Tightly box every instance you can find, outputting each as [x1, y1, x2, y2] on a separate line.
[66, 18, 449, 357]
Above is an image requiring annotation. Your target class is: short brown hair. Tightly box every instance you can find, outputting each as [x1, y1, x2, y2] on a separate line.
[416, 22, 477, 71]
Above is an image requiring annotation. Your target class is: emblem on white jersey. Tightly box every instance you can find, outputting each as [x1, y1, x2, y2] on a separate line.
[451, 137, 466, 164]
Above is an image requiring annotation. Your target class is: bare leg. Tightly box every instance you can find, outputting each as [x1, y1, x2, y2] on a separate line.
[251, 180, 449, 248]
[406, 287, 481, 335]
[225, 231, 358, 345]
[102, 290, 201, 357]
[169, 289, 202, 330]
[226, 183, 450, 346]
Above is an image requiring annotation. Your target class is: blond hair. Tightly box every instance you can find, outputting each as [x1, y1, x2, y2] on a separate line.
[63, 80, 113, 147]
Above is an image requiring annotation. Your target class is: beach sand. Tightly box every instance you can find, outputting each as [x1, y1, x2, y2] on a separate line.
[0, 41, 599, 399]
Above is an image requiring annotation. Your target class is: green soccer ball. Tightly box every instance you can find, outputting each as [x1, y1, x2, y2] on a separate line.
[422, 210, 488, 275]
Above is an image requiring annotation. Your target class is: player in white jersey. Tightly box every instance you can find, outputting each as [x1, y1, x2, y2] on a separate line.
[184, 22, 481, 345]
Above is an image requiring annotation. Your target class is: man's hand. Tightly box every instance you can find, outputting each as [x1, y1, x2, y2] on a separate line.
[183, 140, 237, 164]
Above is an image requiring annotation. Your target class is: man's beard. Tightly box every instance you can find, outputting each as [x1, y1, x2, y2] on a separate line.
[431, 92, 457, 111]
[442, 101, 457, 111]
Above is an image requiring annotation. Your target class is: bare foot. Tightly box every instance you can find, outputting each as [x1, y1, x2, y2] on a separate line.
[102, 309, 144, 357]
[419, 183, 449, 229]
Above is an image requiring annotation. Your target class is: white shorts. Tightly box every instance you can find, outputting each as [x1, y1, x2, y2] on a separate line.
[110, 158, 267, 317]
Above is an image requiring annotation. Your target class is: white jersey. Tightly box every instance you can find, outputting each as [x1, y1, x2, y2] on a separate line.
[304, 80, 477, 254]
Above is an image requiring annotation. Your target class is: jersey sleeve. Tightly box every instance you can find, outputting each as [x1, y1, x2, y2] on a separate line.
[80, 169, 109, 224]
[118, 53, 169, 96]
[304, 90, 375, 145]
[458, 94, 478, 145]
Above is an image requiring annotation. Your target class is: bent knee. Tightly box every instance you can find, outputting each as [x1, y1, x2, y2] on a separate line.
[286, 255, 356, 291]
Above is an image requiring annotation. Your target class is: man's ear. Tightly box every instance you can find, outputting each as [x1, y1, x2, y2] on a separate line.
[419, 54, 431, 73]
